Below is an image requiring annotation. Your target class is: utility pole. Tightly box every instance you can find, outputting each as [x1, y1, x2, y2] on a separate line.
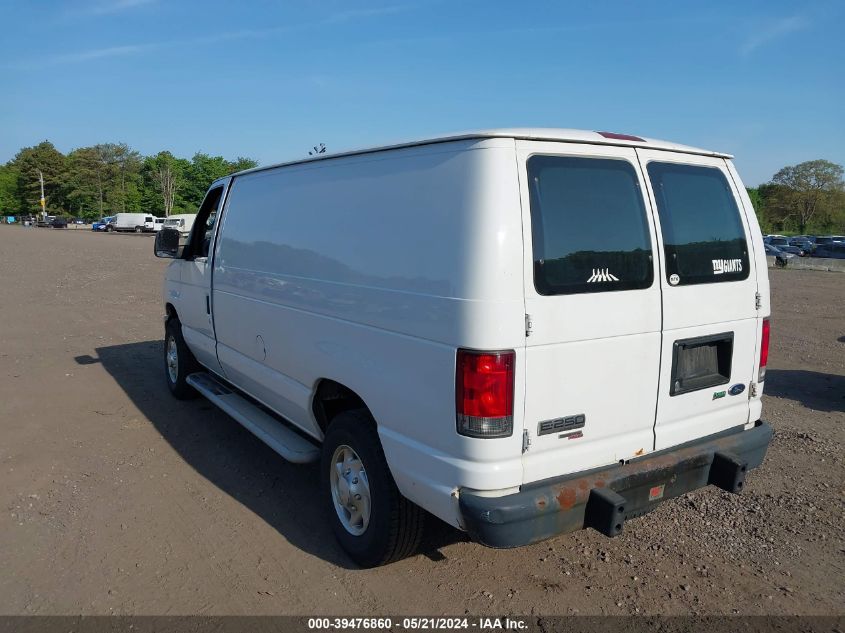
[38, 169, 46, 220]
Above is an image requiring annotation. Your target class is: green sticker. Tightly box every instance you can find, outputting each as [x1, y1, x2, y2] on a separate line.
[712, 391, 726, 400]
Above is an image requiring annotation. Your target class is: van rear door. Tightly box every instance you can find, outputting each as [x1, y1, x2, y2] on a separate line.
[636, 150, 759, 450]
[516, 141, 663, 484]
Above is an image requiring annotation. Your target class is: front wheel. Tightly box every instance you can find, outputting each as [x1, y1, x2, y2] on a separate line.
[321, 410, 424, 567]
[164, 318, 200, 399]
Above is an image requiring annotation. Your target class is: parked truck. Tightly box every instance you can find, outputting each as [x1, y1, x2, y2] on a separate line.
[154, 128, 773, 567]
[162, 214, 196, 236]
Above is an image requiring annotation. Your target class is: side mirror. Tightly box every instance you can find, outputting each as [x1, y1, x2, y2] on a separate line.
[154, 227, 185, 258]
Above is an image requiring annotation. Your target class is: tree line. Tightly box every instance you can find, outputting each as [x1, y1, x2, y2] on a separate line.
[745, 159, 844, 234]
[0, 141, 257, 219]
[1, 141, 843, 233]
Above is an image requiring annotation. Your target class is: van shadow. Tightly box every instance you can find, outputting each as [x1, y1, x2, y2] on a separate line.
[764, 368, 845, 413]
[76, 341, 466, 569]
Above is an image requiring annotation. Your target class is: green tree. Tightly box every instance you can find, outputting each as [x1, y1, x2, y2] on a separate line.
[141, 152, 190, 217]
[184, 153, 233, 210]
[745, 187, 769, 232]
[0, 163, 20, 215]
[11, 141, 67, 215]
[182, 153, 258, 211]
[101, 143, 142, 213]
[65, 147, 106, 219]
[228, 157, 258, 173]
[767, 160, 844, 233]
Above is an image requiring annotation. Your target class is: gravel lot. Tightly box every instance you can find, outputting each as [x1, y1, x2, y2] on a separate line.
[0, 227, 843, 616]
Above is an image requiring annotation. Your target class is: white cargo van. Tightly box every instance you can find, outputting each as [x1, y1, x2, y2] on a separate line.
[162, 214, 196, 236]
[154, 129, 773, 567]
[109, 213, 153, 232]
[145, 217, 165, 232]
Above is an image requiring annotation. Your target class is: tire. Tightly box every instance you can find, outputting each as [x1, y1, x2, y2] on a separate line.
[135, 226, 142, 233]
[321, 410, 424, 567]
[164, 318, 201, 399]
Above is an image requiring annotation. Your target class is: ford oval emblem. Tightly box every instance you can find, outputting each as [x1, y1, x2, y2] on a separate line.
[728, 383, 746, 396]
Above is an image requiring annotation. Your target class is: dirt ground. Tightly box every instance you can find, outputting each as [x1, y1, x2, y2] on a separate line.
[0, 226, 843, 616]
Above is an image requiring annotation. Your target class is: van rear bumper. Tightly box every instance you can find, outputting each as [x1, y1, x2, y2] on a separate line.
[459, 420, 773, 548]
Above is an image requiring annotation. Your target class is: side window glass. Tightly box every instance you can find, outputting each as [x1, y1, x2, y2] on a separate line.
[527, 155, 653, 295]
[647, 163, 749, 285]
[201, 209, 218, 257]
[187, 186, 224, 260]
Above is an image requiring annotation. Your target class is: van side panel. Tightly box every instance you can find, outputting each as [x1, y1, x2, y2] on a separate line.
[212, 139, 525, 525]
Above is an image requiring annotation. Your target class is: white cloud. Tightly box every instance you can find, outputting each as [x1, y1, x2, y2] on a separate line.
[6, 4, 410, 70]
[89, 0, 157, 15]
[740, 15, 810, 56]
[327, 5, 408, 23]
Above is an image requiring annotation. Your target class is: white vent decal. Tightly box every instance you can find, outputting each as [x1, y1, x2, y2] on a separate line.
[587, 268, 619, 283]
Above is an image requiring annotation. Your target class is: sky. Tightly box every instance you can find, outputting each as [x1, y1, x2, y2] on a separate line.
[1, 0, 843, 185]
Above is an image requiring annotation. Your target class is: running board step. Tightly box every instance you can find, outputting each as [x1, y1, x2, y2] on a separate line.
[186, 372, 320, 464]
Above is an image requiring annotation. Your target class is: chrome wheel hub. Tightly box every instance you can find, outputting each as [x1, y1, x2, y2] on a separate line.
[166, 336, 178, 384]
[329, 444, 371, 536]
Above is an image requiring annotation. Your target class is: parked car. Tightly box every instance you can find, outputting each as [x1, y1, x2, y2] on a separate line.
[814, 236, 836, 246]
[763, 234, 787, 244]
[767, 237, 805, 256]
[154, 128, 773, 567]
[92, 216, 115, 231]
[813, 243, 845, 259]
[788, 237, 814, 254]
[764, 243, 793, 266]
[51, 216, 68, 229]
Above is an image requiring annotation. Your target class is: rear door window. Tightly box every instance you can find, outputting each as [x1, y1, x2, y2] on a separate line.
[527, 155, 654, 295]
[647, 163, 749, 285]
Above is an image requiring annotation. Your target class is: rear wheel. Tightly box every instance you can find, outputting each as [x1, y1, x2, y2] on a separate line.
[321, 410, 424, 567]
[135, 226, 142, 233]
[164, 318, 200, 399]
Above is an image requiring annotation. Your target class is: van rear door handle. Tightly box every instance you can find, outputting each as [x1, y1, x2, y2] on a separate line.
[206, 295, 210, 314]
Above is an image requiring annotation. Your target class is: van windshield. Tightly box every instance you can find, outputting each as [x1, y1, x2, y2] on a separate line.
[527, 155, 654, 295]
[647, 163, 749, 285]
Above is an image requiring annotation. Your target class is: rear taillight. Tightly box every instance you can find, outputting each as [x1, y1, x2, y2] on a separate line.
[759, 318, 770, 382]
[456, 349, 515, 438]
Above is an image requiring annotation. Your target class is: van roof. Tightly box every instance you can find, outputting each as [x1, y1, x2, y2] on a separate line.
[230, 128, 733, 178]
